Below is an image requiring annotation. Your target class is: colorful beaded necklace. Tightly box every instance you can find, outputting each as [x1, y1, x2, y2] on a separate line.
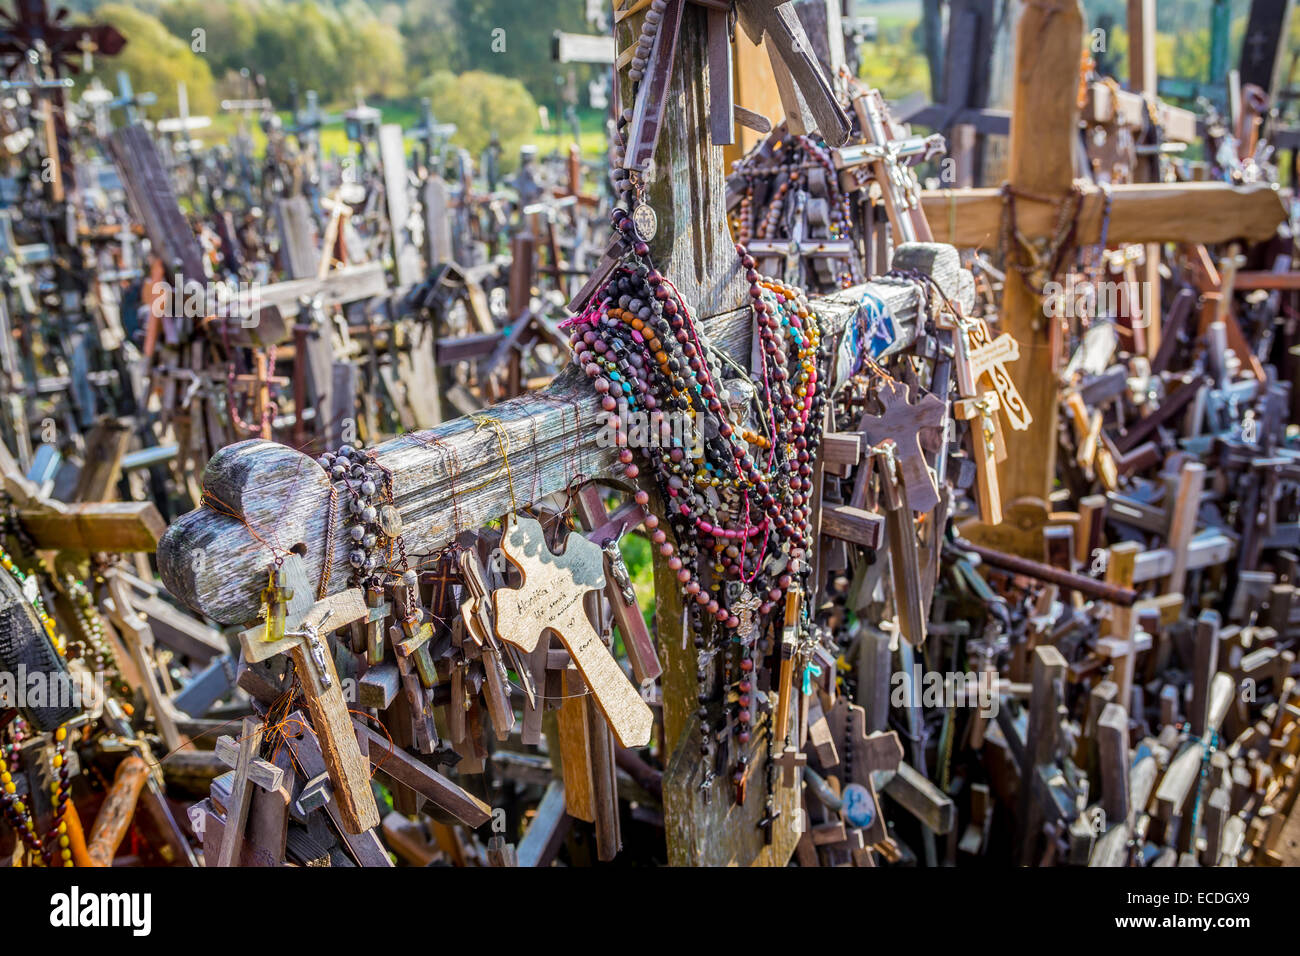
[0, 545, 73, 866]
[569, 128, 830, 798]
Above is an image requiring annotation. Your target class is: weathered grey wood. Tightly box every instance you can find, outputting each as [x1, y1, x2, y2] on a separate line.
[275, 197, 318, 279]
[1016, 645, 1066, 865]
[379, 124, 423, 289]
[516, 780, 570, 867]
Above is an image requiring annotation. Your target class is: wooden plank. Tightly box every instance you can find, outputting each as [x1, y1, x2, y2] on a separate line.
[158, 270, 948, 625]
[921, 182, 1286, 249]
[353, 719, 492, 826]
[21, 501, 165, 552]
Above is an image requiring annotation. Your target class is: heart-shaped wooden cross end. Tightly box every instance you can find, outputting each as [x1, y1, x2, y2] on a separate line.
[492, 515, 653, 749]
[159, 440, 335, 625]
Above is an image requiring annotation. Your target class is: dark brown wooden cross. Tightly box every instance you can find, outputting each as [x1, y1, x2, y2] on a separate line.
[854, 379, 945, 513]
[826, 700, 902, 846]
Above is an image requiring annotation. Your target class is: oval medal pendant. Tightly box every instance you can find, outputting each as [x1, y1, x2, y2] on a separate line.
[631, 202, 657, 242]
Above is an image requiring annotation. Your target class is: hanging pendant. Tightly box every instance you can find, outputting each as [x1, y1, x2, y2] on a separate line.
[631, 202, 657, 242]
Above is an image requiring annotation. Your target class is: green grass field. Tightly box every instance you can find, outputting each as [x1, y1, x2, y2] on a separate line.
[202, 99, 609, 170]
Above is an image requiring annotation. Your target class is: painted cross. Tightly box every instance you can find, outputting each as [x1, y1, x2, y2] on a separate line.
[825, 699, 902, 845]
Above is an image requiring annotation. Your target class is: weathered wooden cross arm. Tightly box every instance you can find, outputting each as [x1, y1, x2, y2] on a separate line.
[921, 181, 1287, 250]
[158, 250, 966, 627]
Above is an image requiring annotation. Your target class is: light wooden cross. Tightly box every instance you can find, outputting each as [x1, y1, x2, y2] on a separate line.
[237, 561, 379, 834]
[920, 0, 1286, 520]
[492, 514, 652, 748]
[952, 390, 1006, 526]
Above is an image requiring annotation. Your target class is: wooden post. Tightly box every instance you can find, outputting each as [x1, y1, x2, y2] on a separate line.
[999, 0, 1085, 507]
[1127, 0, 1162, 357]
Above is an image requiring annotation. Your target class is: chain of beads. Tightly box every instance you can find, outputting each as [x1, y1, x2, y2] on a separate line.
[565, 201, 828, 765]
[0, 543, 74, 866]
[0, 724, 73, 866]
[626, 0, 667, 84]
[729, 136, 856, 288]
[64, 574, 124, 694]
[318, 444, 387, 588]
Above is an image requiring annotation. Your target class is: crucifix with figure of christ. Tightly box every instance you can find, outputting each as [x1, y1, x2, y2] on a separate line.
[919, 0, 1286, 555]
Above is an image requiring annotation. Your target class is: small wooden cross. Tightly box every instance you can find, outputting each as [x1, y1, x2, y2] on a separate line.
[952, 391, 1006, 526]
[774, 745, 806, 787]
[458, 548, 517, 739]
[855, 379, 946, 513]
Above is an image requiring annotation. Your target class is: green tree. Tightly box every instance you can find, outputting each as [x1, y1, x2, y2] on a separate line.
[416, 69, 537, 162]
[251, 1, 341, 104]
[449, 0, 591, 104]
[158, 0, 257, 81]
[401, 0, 464, 83]
[331, 16, 407, 99]
[80, 4, 217, 119]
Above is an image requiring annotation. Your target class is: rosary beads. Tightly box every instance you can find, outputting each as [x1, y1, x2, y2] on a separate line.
[565, 198, 829, 773]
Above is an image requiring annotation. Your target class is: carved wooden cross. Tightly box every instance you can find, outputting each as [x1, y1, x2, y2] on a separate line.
[950, 313, 1031, 433]
[854, 378, 945, 513]
[492, 514, 652, 748]
[919, 0, 1286, 518]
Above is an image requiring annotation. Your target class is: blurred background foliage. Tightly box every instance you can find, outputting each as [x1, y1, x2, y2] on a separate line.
[55, 1, 1300, 165]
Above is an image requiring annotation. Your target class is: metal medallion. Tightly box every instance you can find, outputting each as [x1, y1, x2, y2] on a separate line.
[631, 202, 657, 242]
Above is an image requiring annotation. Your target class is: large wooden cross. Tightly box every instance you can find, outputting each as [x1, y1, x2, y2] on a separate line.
[156, 1, 966, 866]
[919, 0, 1286, 519]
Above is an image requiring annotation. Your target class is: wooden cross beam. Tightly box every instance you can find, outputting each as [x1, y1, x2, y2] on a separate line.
[918, 0, 1286, 512]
